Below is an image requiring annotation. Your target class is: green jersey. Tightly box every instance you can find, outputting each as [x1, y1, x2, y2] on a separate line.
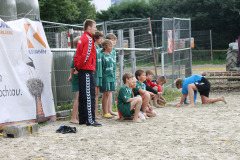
[101, 50, 115, 82]
[118, 85, 133, 106]
[95, 45, 102, 78]
[132, 80, 146, 96]
[111, 46, 117, 78]
[70, 51, 79, 90]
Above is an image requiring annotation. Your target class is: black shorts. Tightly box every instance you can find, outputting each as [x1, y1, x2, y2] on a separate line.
[194, 77, 211, 97]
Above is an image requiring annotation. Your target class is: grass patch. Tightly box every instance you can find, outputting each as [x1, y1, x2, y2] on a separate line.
[39, 121, 49, 128]
[55, 102, 73, 112]
[163, 89, 182, 102]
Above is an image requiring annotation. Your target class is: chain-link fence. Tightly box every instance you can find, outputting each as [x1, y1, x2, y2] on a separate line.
[192, 30, 226, 63]
[161, 17, 192, 89]
[42, 18, 161, 105]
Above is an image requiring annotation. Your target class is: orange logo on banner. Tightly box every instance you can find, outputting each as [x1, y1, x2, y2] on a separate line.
[24, 24, 46, 48]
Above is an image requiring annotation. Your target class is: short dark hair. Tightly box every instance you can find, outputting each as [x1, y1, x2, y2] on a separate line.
[105, 33, 117, 40]
[135, 69, 145, 80]
[146, 70, 154, 76]
[93, 31, 103, 42]
[175, 78, 183, 89]
[83, 19, 96, 31]
[122, 73, 133, 84]
[157, 76, 166, 83]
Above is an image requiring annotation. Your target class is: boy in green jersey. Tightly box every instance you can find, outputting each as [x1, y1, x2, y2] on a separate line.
[132, 69, 156, 117]
[105, 33, 117, 116]
[93, 31, 103, 119]
[68, 36, 81, 124]
[105, 33, 118, 116]
[100, 40, 115, 118]
[118, 73, 142, 123]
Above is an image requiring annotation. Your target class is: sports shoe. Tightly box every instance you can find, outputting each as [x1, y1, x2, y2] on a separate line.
[62, 126, 77, 134]
[102, 113, 113, 118]
[56, 126, 64, 133]
[86, 121, 102, 127]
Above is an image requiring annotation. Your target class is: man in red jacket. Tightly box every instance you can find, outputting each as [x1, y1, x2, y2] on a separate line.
[74, 19, 101, 126]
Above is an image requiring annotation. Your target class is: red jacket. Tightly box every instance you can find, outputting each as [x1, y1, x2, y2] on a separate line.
[146, 79, 162, 92]
[74, 31, 96, 71]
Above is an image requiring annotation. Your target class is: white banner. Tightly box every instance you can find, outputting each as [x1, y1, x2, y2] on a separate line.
[0, 18, 55, 123]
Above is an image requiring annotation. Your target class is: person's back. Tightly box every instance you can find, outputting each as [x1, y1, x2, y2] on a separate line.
[182, 75, 202, 94]
[74, 32, 96, 71]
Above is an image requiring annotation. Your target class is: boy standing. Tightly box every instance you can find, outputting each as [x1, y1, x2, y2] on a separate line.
[105, 33, 118, 116]
[175, 75, 227, 107]
[74, 19, 101, 126]
[118, 73, 142, 123]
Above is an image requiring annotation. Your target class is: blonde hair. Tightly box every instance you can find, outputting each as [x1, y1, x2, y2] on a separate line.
[105, 33, 117, 40]
[175, 78, 183, 89]
[101, 39, 112, 51]
[83, 19, 96, 31]
[73, 36, 81, 48]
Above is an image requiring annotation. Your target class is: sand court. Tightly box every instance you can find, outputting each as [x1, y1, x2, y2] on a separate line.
[1, 91, 239, 160]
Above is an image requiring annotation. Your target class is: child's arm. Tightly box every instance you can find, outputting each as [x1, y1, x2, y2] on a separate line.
[138, 89, 147, 95]
[68, 68, 74, 82]
[126, 96, 141, 103]
[176, 94, 188, 107]
[144, 81, 158, 94]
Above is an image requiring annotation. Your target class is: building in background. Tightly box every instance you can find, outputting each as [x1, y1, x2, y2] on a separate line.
[111, 0, 149, 6]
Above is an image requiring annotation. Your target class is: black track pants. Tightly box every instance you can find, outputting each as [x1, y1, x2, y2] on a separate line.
[78, 70, 95, 124]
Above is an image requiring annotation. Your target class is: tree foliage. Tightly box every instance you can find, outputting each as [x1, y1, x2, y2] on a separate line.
[96, 0, 240, 49]
[39, 0, 96, 24]
[96, 1, 151, 21]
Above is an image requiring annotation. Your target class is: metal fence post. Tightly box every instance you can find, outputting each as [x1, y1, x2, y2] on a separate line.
[118, 29, 124, 86]
[129, 28, 136, 75]
[55, 33, 59, 48]
[172, 18, 175, 88]
[185, 18, 192, 77]
[210, 29, 213, 61]
[161, 17, 165, 77]
[69, 28, 74, 48]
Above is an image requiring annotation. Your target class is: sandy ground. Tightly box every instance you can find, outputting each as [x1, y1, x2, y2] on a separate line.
[2, 64, 240, 160]
[1, 92, 240, 160]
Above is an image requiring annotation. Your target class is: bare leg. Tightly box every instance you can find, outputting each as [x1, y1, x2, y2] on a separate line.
[146, 106, 157, 117]
[141, 92, 150, 113]
[188, 83, 198, 107]
[70, 91, 79, 124]
[95, 87, 101, 119]
[130, 97, 142, 123]
[102, 91, 110, 115]
[201, 95, 227, 104]
[152, 86, 161, 108]
[108, 92, 117, 116]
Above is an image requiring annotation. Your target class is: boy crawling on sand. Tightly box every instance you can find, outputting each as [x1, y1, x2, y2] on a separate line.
[117, 73, 143, 123]
[175, 75, 227, 107]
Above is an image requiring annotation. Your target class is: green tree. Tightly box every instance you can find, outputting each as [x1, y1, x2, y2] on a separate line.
[72, 0, 96, 24]
[39, 0, 96, 24]
[96, 0, 151, 21]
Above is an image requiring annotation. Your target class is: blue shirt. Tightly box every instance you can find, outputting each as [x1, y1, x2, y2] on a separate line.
[182, 75, 203, 95]
[182, 75, 202, 103]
